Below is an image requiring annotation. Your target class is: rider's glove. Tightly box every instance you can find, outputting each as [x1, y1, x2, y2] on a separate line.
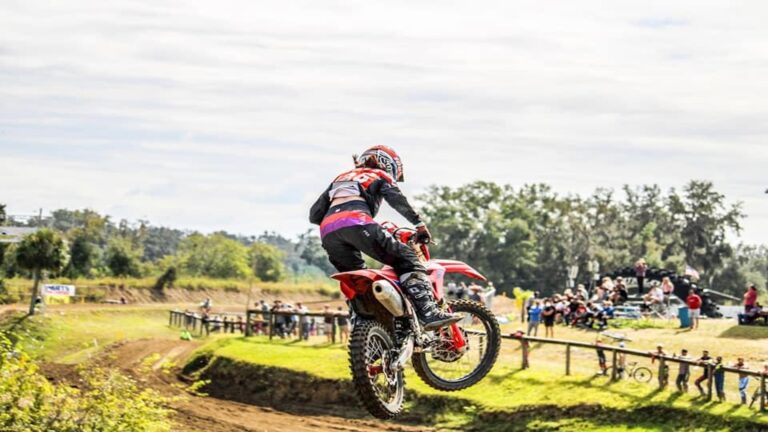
[414, 223, 432, 244]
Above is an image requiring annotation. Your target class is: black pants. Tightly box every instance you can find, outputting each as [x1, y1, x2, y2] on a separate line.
[322, 223, 426, 276]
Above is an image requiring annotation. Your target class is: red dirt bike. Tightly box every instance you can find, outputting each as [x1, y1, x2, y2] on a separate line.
[332, 222, 501, 419]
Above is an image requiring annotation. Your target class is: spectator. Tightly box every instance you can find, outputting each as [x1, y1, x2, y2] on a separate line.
[235, 315, 244, 334]
[635, 258, 648, 294]
[739, 302, 764, 325]
[201, 297, 213, 313]
[323, 305, 334, 343]
[457, 282, 468, 300]
[576, 284, 588, 300]
[661, 277, 675, 312]
[296, 302, 310, 340]
[745, 284, 759, 313]
[541, 299, 556, 338]
[686, 289, 702, 330]
[446, 280, 457, 298]
[675, 349, 692, 392]
[713, 356, 726, 402]
[694, 350, 713, 396]
[643, 282, 665, 315]
[337, 306, 350, 343]
[734, 357, 750, 404]
[595, 338, 607, 376]
[527, 301, 542, 336]
[650, 344, 669, 388]
[612, 277, 628, 304]
[596, 301, 614, 330]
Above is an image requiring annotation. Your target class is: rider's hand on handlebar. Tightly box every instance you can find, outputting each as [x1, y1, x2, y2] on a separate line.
[414, 223, 432, 244]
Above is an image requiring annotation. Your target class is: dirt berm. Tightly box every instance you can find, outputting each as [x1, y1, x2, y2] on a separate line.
[187, 354, 768, 432]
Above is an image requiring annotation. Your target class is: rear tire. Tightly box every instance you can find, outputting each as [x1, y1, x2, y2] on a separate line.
[412, 300, 501, 391]
[632, 367, 653, 383]
[349, 319, 404, 419]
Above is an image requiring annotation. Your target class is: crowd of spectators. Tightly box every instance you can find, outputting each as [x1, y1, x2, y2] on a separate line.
[523, 278, 626, 337]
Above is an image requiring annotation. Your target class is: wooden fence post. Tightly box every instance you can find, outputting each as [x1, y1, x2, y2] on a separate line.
[611, 349, 618, 382]
[269, 312, 275, 341]
[521, 338, 529, 369]
[565, 343, 571, 376]
[761, 375, 766, 412]
[169, 311, 173, 327]
[245, 311, 253, 337]
[332, 316, 337, 344]
[707, 364, 714, 401]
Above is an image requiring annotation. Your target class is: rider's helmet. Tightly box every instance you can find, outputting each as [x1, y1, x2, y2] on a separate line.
[355, 145, 404, 182]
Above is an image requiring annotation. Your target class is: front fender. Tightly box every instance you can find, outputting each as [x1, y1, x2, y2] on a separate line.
[430, 259, 487, 282]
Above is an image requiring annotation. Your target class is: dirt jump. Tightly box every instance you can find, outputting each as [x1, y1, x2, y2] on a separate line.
[45, 338, 429, 432]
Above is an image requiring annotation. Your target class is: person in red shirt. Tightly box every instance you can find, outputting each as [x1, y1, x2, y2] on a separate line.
[686, 289, 702, 330]
[744, 284, 758, 313]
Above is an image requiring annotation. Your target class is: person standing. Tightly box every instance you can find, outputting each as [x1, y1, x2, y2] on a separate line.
[745, 284, 759, 313]
[296, 302, 310, 340]
[323, 305, 334, 343]
[336, 306, 350, 344]
[686, 289, 702, 330]
[694, 350, 713, 396]
[734, 358, 750, 404]
[713, 357, 726, 402]
[635, 258, 648, 294]
[675, 349, 692, 392]
[542, 300, 556, 338]
[595, 338, 608, 376]
[527, 301, 542, 336]
[650, 344, 669, 388]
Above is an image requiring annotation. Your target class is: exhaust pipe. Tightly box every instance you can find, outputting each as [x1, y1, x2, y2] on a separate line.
[372, 280, 406, 317]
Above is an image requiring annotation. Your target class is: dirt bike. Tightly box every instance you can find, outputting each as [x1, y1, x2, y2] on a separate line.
[331, 222, 501, 419]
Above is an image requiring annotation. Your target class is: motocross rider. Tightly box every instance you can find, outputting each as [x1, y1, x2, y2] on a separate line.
[309, 145, 461, 330]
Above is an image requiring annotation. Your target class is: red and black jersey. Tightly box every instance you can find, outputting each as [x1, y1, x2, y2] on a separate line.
[309, 167, 422, 226]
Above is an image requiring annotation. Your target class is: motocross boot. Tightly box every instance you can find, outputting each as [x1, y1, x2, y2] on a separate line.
[401, 272, 462, 331]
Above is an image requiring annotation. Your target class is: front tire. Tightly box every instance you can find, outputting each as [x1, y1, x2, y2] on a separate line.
[412, 299, 501, 391]
[349, 319, 404, 419]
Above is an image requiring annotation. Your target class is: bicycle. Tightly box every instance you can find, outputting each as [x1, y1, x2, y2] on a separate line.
[750, 380, 766, 409]
[607, 361, 653, 384]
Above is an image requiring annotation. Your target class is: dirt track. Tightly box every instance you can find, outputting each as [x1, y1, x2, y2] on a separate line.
[64, 339, 429, 432]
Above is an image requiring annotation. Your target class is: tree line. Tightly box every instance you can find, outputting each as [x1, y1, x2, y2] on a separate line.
[0, 206, 335, 285]
[418, 180, 766, 298]
[1, 179, 765, 300]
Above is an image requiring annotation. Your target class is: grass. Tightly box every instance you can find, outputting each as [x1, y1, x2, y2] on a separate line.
[3, 276, 338, 299]
[0, 308, 181, 362]
[195, 335, 768, 431]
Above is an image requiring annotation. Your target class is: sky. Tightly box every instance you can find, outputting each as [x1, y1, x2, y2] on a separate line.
[1, 0, 767, 243]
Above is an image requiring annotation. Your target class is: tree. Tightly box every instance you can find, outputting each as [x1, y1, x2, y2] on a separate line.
[0, 203, 7, 272]
[668, 181, 744, 275]
[105, 237, 142, 277]
[177, 233, 251, 279]
[15, 229, 68, 315]
[296, 230, 336, 275]
[66, 233, 98, 277]
[249, 242, 286, 282]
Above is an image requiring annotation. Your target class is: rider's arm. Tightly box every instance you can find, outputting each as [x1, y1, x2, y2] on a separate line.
[309, 185, 332, 225]
[380, 181, 423, 226]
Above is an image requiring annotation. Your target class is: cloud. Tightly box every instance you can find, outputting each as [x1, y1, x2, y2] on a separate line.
[1, 0, 767, 244]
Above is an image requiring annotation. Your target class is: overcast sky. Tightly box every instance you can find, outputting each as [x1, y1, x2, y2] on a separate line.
[1, 0, 766, 244]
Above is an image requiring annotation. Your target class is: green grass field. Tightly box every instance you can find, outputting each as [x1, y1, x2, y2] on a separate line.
[3, 306, 767, 431]
[193, 336, 767, 431]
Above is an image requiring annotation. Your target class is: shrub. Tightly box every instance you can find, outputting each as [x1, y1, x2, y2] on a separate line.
[0, 334, 172, 432]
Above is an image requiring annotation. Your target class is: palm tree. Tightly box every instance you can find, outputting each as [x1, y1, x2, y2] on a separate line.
[15, 229, 68, 315]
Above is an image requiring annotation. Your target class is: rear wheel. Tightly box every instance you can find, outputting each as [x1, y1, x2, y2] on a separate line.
[412, 300, 501, 391]
[349, 319, 404, 419]
[632, 367, 653, 383]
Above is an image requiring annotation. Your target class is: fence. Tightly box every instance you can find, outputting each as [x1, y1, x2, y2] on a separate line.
[169, 309, 350, 343]
[505, 333, 766, 412]
[167, 309, 766, 412]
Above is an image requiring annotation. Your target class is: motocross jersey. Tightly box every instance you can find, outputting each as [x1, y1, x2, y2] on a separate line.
[309, 167, 422, 231]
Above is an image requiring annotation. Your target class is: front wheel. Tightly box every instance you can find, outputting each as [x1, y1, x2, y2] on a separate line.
[412, 299, 501, 391]
[349, 319, 404, 419]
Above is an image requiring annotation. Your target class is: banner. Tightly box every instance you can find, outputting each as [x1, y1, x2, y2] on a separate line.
[44, 284, 76, 304]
